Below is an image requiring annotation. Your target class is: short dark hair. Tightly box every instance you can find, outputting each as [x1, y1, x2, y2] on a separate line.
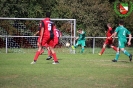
[119, 20, 124, 25]
[46, 12, 51, 18]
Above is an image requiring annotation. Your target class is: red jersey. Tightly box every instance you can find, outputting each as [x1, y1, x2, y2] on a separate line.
[106, 27, 113, 37]
[40, 18, 55, 47]
[41, 18, 54, 39]
[53, 26, 61, 38]
[53, 25, 61, 46]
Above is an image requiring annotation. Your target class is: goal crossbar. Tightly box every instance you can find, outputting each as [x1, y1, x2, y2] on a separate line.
[0, 17, 76, 53]
[0, 17, 76, 21]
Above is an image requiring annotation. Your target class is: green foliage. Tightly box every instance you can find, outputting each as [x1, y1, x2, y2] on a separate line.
[0, 0, 53, 18]
[0, 0, 133, 36]
[53, 0, 115, 36]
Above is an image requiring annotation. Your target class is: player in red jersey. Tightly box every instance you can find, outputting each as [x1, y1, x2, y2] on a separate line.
[31, 12, 59, 64]
[53, 24, 62, 47]
[99, 23, 117, 55]
[34, 21, 45, 55]
[46, 24, 62, 60]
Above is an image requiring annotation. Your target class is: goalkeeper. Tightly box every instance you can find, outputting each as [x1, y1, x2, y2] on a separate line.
[72, 29, 86, 53]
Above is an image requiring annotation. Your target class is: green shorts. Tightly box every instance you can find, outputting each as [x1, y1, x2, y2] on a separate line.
[118, 39, 127, 48]
[75, 40, 85, 46]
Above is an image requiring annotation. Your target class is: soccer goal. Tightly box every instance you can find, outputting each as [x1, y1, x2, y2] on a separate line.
[0, 17, 76, 53]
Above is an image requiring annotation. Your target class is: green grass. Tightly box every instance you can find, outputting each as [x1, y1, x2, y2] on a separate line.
[0, 48, 133, 88]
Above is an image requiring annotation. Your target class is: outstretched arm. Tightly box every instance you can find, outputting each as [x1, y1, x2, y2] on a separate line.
[75, 37, 79, 40]
[34, 31, 39, 36]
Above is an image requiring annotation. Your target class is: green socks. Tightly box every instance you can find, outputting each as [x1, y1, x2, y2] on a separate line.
[115, 50, 130, 61]
[81, 48, 84, 53]
[123, 50, 130, 56]
[115, 52, 120, 60]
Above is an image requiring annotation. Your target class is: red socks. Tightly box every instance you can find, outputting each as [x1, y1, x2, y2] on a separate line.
[100, 48, 105, 55]
[33, 51, 59, 62]
[34, 51, 40, 61]
[112, 46, 117, 51]
[100, 46, 117, 55]
[52, 53, 58, 62]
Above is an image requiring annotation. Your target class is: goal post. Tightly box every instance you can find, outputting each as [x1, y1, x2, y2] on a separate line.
[0, 17, 76, 53]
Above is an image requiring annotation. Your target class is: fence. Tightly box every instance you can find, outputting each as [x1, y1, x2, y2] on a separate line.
[0, 17, 133, 54]
[0, 35, 132, 54]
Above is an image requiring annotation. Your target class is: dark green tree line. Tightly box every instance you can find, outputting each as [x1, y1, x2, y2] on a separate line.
[0, 0, 133, 36]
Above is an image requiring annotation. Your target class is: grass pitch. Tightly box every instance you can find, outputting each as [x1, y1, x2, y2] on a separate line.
[0, 48, 133, 88]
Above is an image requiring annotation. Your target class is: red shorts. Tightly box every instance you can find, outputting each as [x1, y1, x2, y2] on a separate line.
[42, 37, 55, 48]
[104, 38, 113, 45]
[37, 37, 48, 47]
[54, 38, 59, 46]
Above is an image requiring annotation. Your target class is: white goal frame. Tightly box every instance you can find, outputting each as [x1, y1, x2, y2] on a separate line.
[0, 17, 76, 53]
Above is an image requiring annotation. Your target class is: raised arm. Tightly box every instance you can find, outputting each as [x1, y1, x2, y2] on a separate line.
[34, 31, 39, 36]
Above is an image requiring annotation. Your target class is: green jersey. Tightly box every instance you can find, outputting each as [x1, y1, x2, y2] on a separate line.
[115, 26, 131, 40]
[78, 31, 85, 41]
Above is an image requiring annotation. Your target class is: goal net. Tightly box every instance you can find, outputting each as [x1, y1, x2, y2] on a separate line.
[0, 17, 76, 53]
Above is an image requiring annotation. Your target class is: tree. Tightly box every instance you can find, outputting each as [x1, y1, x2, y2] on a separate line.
[53, 0, 115, 36]
[0, 0, 132, 36]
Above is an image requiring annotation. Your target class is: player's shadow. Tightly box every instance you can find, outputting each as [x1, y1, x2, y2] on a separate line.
[119, 60, 131, 63]
[40, 53, 47, 55]
[107, 54, 115, 56]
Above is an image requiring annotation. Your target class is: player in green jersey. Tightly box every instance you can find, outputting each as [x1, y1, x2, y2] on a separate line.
[111, 21, 132, 62]
[72, 29, 86, 53]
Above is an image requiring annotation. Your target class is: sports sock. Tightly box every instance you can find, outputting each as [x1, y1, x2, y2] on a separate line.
[34, 51, 40, 61]
[52, 53, 58, 62]
[100, 48, 105, 55]
[112, 46, 117, 51]
[123, 50, 130, 56]
[81, 46, 84, 53]
[115, 52, 120, 60]
[81, 48, 84, 53]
